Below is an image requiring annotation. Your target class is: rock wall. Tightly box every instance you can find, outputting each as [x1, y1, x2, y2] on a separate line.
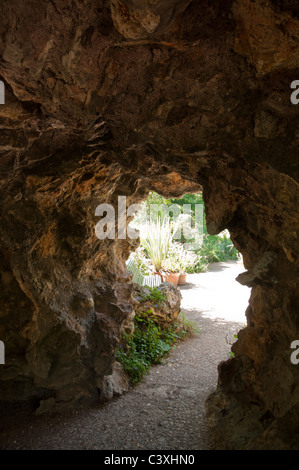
[0, 0, 298, 448]
[131, 282, 182, 329]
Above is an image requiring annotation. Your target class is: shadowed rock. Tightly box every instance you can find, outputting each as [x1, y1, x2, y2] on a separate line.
[0, 0, 298, 449]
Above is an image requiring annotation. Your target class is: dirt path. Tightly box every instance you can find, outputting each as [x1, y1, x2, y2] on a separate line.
[0, 261, 250, 450]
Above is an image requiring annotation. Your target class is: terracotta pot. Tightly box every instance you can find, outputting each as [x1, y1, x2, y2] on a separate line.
[164, 272, 180, 286]
[178, 273, 187, 285]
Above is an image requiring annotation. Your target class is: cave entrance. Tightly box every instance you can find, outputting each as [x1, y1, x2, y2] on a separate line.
[120, 191, 251, 388]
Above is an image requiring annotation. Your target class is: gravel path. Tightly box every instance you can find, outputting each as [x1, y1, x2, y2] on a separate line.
[0, 261, 250, 450]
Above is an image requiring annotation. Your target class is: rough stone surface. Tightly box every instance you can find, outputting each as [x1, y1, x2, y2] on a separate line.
[132, 282, 182, 328]
[0, 0, 298, 449]
[101, 361, 130, 401]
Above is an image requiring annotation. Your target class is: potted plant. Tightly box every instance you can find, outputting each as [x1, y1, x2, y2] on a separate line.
[177, 248, 189, 285]
[140, 217, 172, 281]
[161, 243, 182, 286]
[178, 272, 187, 285]
[165, 242, 200, 285]
[179, 247, 200, 284]
[162, 258, 180, 286]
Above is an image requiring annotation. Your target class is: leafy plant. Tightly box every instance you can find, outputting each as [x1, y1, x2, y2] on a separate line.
[198, 231, 239, 264]
[131, 191, 167, 229]
[115, 311, 198, 385]
[116, 316, 170, 385]
[142, 286, 167, 305]
[178, 312, 200, 336]
[140, 217, 172, 272]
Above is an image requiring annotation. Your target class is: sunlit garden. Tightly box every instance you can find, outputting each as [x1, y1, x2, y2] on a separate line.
[127, 191, 240, 286]
[117, 192, 241, 385]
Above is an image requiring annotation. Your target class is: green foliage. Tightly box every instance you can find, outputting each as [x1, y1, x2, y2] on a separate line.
[199, 232, 239, 264]
[134, 286, 167, 307]
[167, 193, 204, 220]
[144, 191, 166, 217]
[179, 312, 201, 335]
[142, 286, 167, 305]
[115, 316, 170, 385]
[167, 193, 239, 269]
[134, 316, 171, 362]
[131, 191, 166, 227]
[116, 312, 197, 385]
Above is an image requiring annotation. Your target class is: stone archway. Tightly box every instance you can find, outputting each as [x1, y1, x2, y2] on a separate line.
[0, 0, 298, 449]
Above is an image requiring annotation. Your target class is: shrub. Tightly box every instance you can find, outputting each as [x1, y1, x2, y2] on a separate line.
[199, 231, 239, 264]
[115, 312, 198, 385]
[141, 286, 167, 305]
